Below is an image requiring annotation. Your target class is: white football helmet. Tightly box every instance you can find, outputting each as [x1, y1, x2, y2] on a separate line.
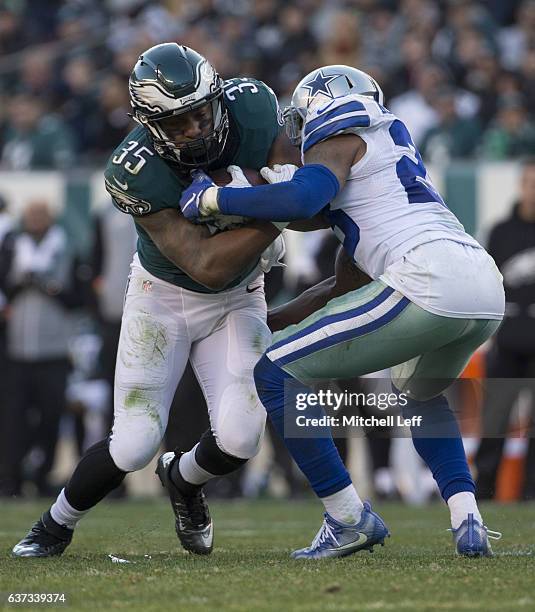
[284, 65, 384, 146]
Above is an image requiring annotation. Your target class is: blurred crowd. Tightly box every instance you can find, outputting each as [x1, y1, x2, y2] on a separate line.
[1, 161, 535, 500]
[1, 0, 535, 501]
[1, 0, 535, 170]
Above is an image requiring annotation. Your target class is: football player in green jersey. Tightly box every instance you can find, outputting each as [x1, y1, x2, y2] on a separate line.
[12, 43, 301, 558]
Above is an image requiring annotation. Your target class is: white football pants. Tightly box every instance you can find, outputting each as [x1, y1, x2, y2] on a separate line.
[109, 255, 271, 472]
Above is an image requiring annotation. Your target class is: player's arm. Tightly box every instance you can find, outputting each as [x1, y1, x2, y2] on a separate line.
[267, 131, 302, 167]
[267, 246, 371, 332]
[264, 133, 330, 231]
[136, 209, 279, 291]
[213, 134, 365, 221]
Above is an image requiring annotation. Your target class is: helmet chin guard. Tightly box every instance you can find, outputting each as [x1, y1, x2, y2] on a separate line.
[129, 43, 229, 168]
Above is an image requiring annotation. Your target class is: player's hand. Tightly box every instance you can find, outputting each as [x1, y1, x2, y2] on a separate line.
[259, 164, 297, 231]
[260, 163, 298, 184]
[227, 165, 252, 188]
[259, 164, 298, 232]
[179, 170, 220, 220]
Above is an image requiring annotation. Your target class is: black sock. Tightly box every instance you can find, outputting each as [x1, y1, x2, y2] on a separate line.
[170, 457, 202, 497]
[64, 438, 127, 511]
[170, 429, 248, 496]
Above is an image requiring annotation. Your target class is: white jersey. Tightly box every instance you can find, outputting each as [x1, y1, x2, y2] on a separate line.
[301, 93, 481, 281]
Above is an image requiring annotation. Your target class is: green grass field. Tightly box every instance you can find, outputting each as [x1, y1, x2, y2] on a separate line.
[1, 499, 534, 611]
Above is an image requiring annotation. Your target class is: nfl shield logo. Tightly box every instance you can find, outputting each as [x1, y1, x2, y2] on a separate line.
[142, 280, 153, 293]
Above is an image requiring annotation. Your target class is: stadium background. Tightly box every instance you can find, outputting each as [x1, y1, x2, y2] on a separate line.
[0, 0, 534, 504]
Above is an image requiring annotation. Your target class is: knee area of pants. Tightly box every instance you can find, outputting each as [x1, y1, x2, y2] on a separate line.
[109, 435, 161, 472]
[216, 425, 264, 460]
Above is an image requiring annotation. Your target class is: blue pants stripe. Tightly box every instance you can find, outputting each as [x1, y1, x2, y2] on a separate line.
[272, 296, 411, 368]
[268, 286, 395, 353]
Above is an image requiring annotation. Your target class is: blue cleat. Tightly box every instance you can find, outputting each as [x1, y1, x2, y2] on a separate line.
[291, 501, 389, 560]
[450, 513, 502, 557]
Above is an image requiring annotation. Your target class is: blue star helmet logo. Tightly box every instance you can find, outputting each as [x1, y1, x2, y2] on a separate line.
[302, 70, 340, 100]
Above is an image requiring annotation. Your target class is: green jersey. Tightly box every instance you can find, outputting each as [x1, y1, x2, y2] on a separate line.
[104, 78, 282, 293]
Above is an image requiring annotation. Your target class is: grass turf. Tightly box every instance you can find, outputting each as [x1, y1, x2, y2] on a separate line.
[1, 499, 534, 611]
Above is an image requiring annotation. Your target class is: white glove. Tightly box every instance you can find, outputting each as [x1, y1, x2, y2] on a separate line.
[259, 164, 299, 231]
[198, 166, 252, 230]
[197, 166, 252, 217]
[260, 163, 298, 184]
[197, 165, 250, 228]
[227, 165, 252, 188]
[197, 186, 220, 216]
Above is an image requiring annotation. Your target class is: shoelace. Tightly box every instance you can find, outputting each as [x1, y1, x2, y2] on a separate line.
[183, 493, 208, 527]
[28, 523, 62, 545]
[311, 520, 339, 549]
[446, 526, 502, 540]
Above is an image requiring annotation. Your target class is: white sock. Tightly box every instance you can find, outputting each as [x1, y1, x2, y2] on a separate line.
[374, 468, 396, 497]
[50, 488, 89, 529]
[321, 485, 364, 525]
[178, 444, 217, 485]
[447, 492, 483, 529]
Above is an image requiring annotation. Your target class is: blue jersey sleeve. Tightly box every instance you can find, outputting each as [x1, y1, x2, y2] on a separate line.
[302, 94, 385, 154]
[217, 164, 340, 221]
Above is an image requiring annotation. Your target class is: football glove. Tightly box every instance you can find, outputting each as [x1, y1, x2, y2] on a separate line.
[179, 170, 220, 220]
[260, 163, 299, 184]
[260, 165, 299, 230]
[226, 165, 253, 188]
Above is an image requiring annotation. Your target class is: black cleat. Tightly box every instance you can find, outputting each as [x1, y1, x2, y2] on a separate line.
[12, 510, 73, 558]
[156, 452, 213, 555]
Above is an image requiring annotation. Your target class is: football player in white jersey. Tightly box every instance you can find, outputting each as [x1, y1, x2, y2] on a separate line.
[180, 65, 505, 559]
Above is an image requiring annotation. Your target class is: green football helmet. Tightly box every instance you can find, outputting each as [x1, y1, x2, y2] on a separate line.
[129, 43, 229, 168]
